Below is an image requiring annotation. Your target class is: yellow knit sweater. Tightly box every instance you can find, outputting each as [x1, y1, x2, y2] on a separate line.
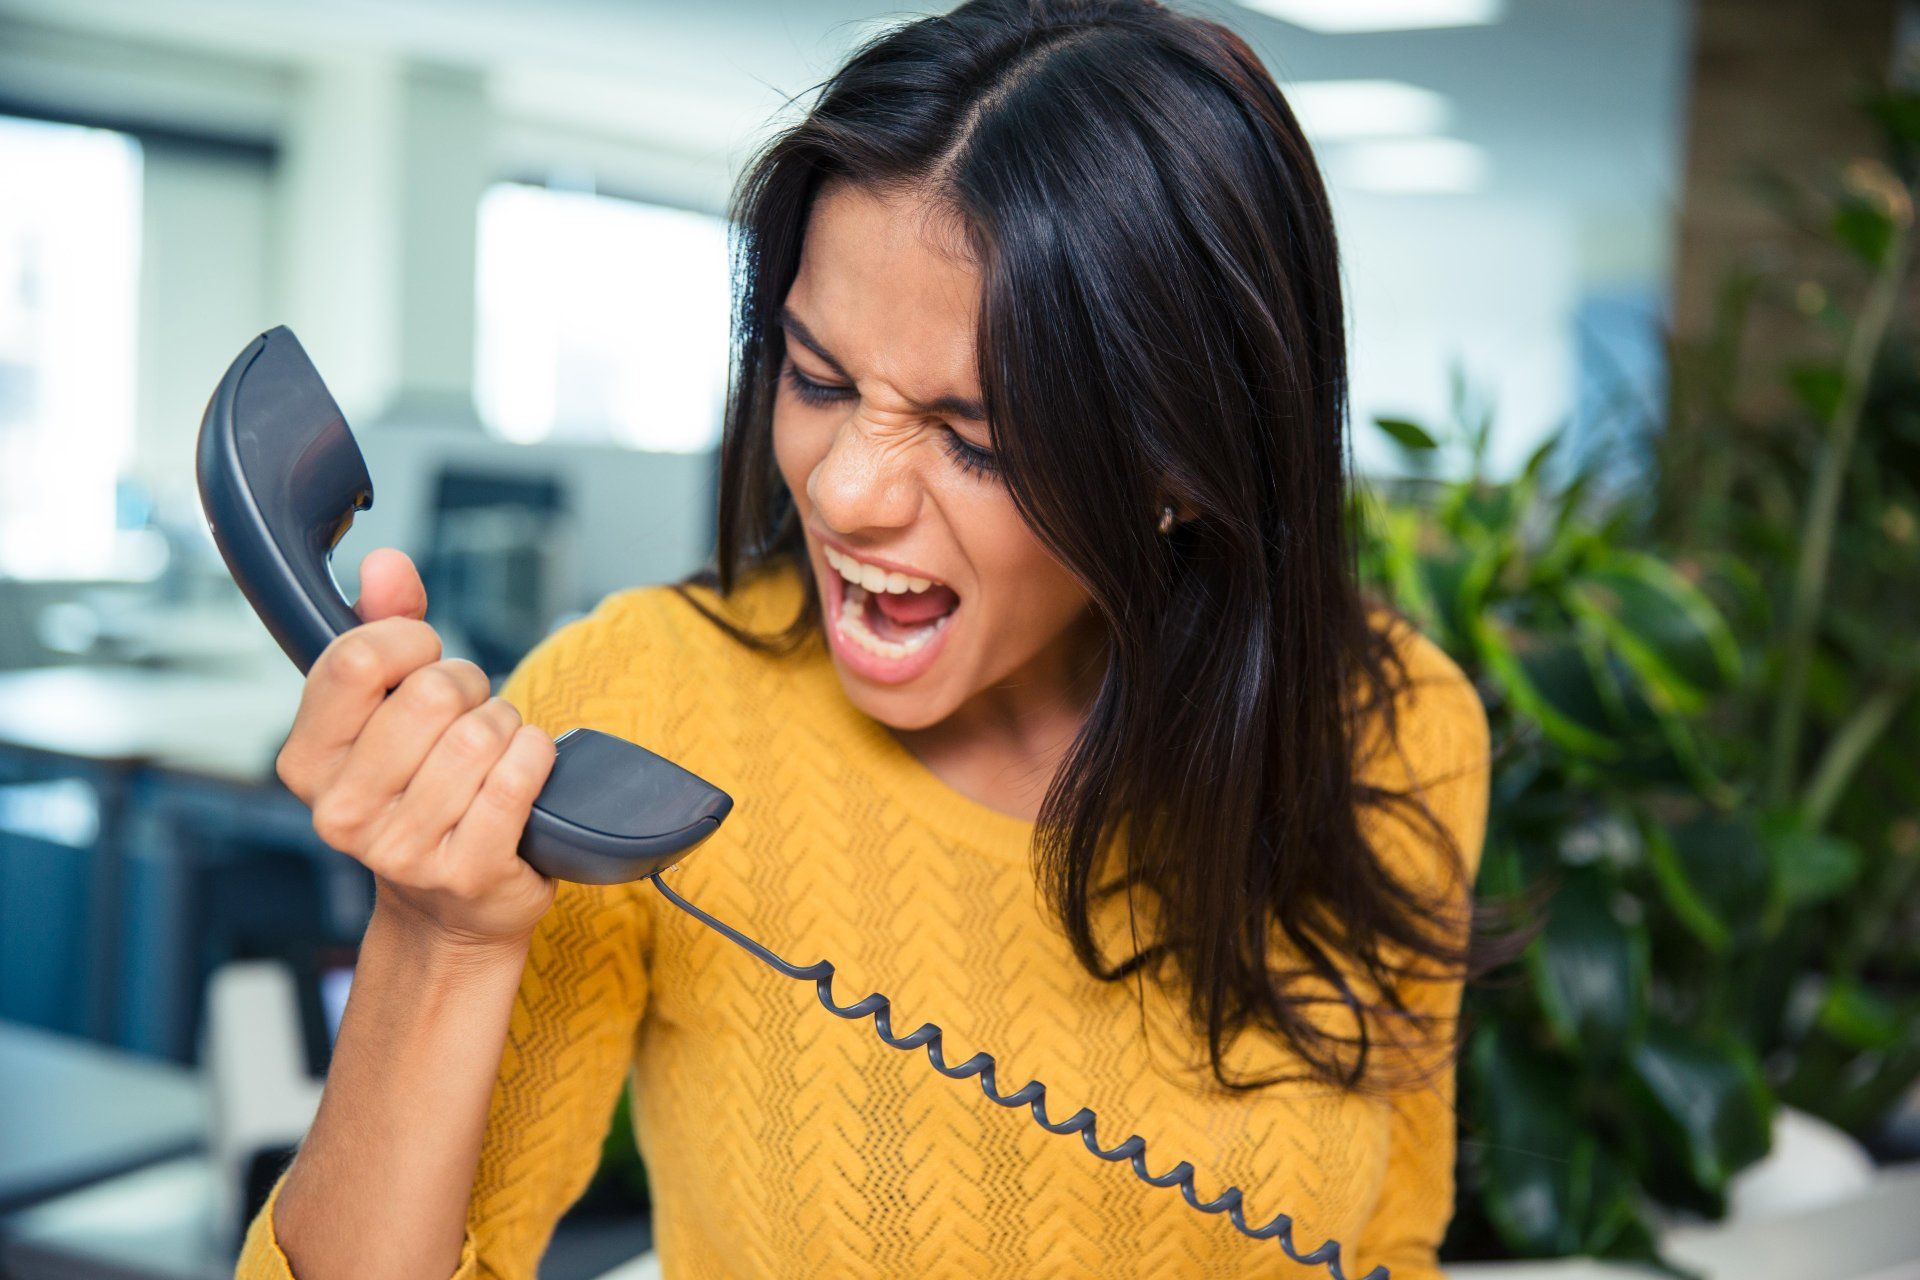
[237, 560, 1489, 1280]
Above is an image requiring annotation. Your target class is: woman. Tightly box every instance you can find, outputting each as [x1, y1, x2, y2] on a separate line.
[238, 1, 1493, 1277]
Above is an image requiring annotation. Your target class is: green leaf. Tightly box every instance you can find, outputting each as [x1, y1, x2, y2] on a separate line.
[1521, 431, 1562, 485]
[1763, 823, 1863, 910]
[1864, 89, 1920, 146]
[1478, 616, 1624, 759]
[1628, 1017, 1774, 1204]
[1528, 866, 1647, 1054]
[1643, 817, 1774, 955]
[1577, 1149, 1683, 1272]
[1644, 813, 1774, 954]
[1457, 483, 1520, 535]
[1566, 551, 1741, 709]
[1574, 621, 1667, 742]
[1817, 979, 1905, 1051]
[1468, 1028, 1586, 1256]
[1417, 548, 1473, 646]
[1375, 415, 1440, 451]
[1468, 1027, 1670, 1262]
[1832, 199, 1897, 269]
[1787, 362, 1847, 422]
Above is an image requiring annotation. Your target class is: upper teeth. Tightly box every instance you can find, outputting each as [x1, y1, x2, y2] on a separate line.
[823, 545, 934, 595]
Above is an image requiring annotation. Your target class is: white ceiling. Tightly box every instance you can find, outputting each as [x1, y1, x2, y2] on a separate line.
[0, 0, 1692, 216]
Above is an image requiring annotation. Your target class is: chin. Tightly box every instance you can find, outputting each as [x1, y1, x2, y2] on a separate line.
[834, 674, 958, 732]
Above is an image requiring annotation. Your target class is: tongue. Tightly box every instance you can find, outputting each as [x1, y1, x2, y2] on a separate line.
[870, 583, 958, 627]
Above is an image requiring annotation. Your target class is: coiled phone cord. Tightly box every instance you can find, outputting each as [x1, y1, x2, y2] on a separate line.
[647, 872, 1386, 1280]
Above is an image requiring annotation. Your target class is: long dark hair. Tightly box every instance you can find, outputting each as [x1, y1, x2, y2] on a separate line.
[677, 0, 1489, 1093]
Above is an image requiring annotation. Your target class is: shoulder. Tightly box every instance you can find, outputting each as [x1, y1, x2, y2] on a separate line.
[1368, 611, 1491, 785]
[1355, 608, 1493, 891]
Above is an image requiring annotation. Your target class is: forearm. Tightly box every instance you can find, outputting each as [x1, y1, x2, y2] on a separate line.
[273, 894, 531, 1280]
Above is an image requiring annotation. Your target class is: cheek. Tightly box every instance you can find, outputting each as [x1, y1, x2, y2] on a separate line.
[771, 404, 826, 509]
[958, 488, 1089, 624]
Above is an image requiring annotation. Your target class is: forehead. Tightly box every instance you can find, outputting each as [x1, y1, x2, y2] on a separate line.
[785, 183, 982, 397]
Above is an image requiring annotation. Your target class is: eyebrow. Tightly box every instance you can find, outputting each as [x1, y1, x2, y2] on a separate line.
[778, 306, 988, 423]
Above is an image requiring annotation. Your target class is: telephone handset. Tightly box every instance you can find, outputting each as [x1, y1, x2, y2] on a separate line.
[197, 327, 1381, 1280]
[196, 326, 732, 885]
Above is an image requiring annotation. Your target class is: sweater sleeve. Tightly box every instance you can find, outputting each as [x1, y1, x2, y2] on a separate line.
[1350, 626, 1492, 1280]
[233, 598, 660, 1280]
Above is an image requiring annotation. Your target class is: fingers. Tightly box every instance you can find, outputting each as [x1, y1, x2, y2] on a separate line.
[309, 659, 491, 848]
[353, 548, 428, 623]
[277, 617, 443, 798]
[363, 697, 524, 872]
[441, 725, 558, 887]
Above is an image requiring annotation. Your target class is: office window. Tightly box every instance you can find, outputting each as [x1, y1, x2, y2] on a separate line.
[0, 115, 142, 579]
[475, 183, 731, 453]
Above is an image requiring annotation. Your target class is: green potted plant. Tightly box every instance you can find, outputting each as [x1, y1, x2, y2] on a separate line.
[1358, 92, 1920, 1274]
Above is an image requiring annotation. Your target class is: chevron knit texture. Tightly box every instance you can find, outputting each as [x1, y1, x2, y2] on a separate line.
[237, 559, 1489, 1280]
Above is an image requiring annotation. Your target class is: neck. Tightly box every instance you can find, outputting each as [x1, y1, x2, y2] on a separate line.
[890, 610, 1108, 822]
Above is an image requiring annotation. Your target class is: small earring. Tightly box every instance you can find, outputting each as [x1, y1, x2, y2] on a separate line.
[1157, 504, 1177, 536]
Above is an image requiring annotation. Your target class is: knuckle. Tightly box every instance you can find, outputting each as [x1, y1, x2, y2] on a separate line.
[362, 834, 423, 883]
[328, 634, 385, 688]
[443, 657, 489, 697]
[488, 760, 542, 807]
[391, 618, 444, 663]
[309, 792, 363, 848]
[408, 665, 472, 718]
[444, 711, 508, 766]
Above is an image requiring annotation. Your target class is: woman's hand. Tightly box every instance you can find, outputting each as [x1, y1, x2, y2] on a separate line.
[274, 547, 557, 950]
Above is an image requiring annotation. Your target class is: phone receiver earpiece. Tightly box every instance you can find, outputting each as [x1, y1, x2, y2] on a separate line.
[196, 326, 732, 884]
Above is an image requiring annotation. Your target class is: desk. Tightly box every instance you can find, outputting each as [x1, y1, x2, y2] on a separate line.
[1, 1156, 657, 1280]
[0, 665, 303, 785]
[0, 666, 309, 1046]
[0, 1021, 206, 1216]
[0, 1157, 227, 1280]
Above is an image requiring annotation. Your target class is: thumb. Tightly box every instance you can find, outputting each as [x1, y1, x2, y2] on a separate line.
[353, 548, 428, 623]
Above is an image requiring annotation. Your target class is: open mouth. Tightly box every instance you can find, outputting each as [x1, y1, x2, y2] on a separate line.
[821, 542, 960, 675]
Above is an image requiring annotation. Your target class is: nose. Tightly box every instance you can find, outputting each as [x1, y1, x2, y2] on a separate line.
[807, 413, 925, 535]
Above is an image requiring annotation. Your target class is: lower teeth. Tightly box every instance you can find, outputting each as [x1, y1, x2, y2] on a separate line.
[838, 583, 949, 660]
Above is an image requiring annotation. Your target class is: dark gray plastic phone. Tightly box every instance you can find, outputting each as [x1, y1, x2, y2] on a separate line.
[196, 326, 732, 884]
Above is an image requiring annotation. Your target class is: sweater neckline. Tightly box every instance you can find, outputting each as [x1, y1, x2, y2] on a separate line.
[826, 675, 1041, 857]
[693, 560, 1042, 860]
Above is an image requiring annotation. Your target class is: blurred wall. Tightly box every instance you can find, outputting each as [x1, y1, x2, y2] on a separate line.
[0, 10, 719, 601]
[1673, 0, 1905, 381]
[0, 20, 284, 511]
[135, 142, 276, 495]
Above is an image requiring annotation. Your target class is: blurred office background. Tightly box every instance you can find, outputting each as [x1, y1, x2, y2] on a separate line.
[0, 2, 1916, 1278]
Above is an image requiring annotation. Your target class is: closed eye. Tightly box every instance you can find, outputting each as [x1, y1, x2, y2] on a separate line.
[940, 431, 1000, 480]
[781, 360, 854, 406]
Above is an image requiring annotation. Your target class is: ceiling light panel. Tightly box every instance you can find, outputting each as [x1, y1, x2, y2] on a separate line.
[1284, 79, 1450, 139]
[1330, 137, 1490, 194]
[1237, 0, 1506, 34]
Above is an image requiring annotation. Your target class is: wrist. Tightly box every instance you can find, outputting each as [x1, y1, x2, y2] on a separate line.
[366, 892, 533, 979]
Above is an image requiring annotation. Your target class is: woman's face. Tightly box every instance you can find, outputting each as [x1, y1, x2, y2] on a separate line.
[773, 183, 1096, 732]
